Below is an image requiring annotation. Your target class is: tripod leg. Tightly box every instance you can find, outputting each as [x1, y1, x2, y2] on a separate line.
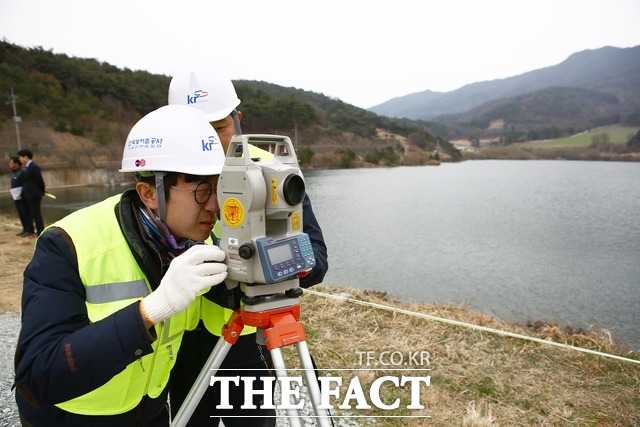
[270, 347, 303, 427]
[297, 341, 332, 427]
[171, 338, 233, 427]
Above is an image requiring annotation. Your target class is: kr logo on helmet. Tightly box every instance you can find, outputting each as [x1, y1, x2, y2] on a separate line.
[201, 136, 220, 152]
[187, 89, 208, 105]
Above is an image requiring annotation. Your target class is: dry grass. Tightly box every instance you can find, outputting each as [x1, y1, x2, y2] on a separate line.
[281, 287, 640, 426]
[0, 214, 35, 313]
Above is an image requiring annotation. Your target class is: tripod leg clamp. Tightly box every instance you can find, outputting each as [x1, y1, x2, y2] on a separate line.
[221, 309, 245, 344]
[263, 313, 307, 350]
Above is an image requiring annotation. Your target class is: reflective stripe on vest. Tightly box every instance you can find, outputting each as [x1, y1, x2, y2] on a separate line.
[51, 195, 199, 415]
[85, 280, 149, 304]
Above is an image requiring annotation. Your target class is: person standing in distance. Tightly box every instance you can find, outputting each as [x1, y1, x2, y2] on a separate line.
[167, 67, 329, 425]
[9, 155, 29, 236]
[17, 148, 46, 237]
[14, 105, 228, 426]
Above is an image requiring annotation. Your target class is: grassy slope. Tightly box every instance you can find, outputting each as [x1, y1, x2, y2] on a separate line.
[519, 126, 639, 149]
[287, 286, 640, 426]
[463, 125, 640, 161]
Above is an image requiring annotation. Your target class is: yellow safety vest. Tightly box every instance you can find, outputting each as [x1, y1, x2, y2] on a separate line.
[52, 195, 199, 415]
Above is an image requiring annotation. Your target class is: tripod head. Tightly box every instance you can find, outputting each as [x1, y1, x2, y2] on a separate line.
[217, 134, 315, 304]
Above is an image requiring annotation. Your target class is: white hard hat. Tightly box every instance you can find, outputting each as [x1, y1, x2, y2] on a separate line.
[168, 67, 241, 122]
[120, 105, 225, 176]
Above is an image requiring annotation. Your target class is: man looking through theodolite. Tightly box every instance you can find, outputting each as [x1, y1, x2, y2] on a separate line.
[168, 67, 329, 425]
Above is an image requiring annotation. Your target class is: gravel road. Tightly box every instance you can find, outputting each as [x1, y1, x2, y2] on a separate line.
[0, 312, 20, 427]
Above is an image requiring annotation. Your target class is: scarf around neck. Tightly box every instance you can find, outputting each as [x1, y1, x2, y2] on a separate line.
[137, 205, 200, 266]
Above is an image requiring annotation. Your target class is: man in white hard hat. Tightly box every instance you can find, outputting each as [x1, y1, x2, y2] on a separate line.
[168, 68, 329, 425]
[14, 105, 228, 426]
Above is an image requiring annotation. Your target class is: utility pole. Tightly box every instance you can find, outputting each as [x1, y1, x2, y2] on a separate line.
[9, 87, 22, 150]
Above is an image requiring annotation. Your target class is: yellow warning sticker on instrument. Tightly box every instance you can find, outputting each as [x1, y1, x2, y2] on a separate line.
[292, 213, 301, 231]
[222, 198, 244, 228]
[271, 178, 278, 205]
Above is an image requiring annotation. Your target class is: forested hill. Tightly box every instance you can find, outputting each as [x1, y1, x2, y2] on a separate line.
[0, 40, 460, 169]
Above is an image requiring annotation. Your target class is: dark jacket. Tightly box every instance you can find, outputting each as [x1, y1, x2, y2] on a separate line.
[299, 193, 329, 289]
[11, 166, 25, 189]
[21, 160, 45, 200]
[14, 190, 168, 426]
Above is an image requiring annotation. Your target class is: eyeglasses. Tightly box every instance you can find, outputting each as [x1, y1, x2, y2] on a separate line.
[171, 181, 214, 204]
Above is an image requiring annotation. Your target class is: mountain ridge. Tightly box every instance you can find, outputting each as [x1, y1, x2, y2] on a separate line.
[370, 45, 640, 125]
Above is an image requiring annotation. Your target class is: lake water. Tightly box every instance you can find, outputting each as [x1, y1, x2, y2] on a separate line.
[303, 161, 640, 351]
[1, 160, 639, 350]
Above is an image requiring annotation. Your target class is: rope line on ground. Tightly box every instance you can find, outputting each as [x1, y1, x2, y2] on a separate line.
[304, 289, 640, 365]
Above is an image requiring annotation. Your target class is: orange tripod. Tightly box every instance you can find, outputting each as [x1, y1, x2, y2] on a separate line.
[171, 293, 332, 427]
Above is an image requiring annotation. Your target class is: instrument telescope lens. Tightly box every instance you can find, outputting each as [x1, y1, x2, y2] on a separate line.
[283, 174, 305, 206]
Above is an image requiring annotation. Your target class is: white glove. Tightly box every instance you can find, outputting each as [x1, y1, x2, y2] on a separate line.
[141, 245, 227, 324]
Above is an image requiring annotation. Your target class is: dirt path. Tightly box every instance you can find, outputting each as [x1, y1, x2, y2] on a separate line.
[0, 215, 35, 314]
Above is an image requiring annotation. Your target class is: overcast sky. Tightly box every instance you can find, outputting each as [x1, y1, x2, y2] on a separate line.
[1, 0, 639, 109]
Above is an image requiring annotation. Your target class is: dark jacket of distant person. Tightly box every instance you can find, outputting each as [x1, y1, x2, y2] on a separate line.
[17, 149, 45, 200]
